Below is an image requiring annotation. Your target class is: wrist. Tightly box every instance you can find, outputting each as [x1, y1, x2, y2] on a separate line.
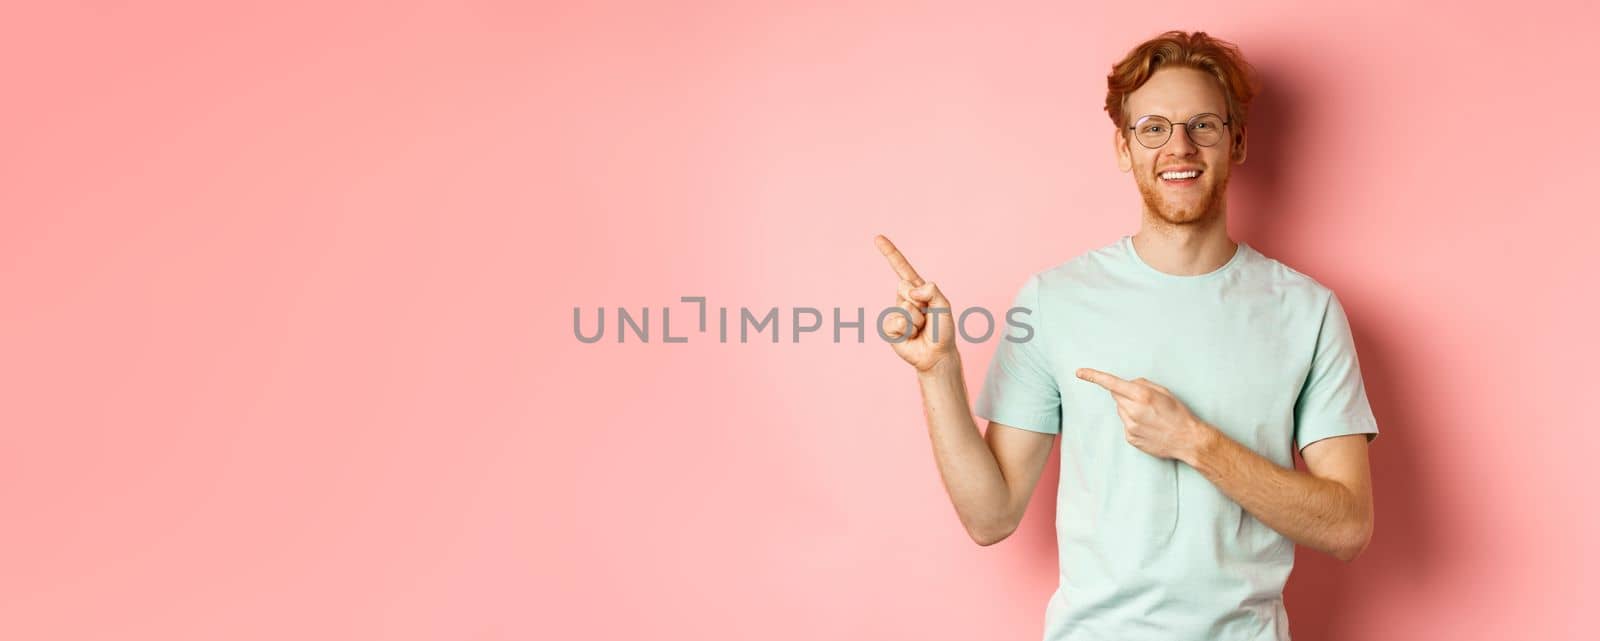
[916, 352, 963, 383]
[1181, 419, 1221, 468]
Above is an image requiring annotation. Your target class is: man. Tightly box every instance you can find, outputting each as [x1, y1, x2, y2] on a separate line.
[873, 31, 1378, 640]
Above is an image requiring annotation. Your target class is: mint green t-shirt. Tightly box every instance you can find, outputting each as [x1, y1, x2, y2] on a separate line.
[974, 234, 1379, 641]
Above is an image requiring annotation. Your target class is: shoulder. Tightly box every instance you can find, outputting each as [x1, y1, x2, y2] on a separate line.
[1027, 237, 1128, 292]
[1244, 245, 1340, 310]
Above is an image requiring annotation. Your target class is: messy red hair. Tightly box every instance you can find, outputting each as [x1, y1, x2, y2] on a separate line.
[1105, 31, 1259, 133]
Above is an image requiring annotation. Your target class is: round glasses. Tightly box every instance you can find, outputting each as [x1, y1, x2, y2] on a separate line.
[1126, 113, 1231, 149]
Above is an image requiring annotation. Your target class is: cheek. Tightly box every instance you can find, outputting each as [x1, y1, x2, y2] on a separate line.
[1208, 155, 1233, 179]
[1130, 153, 1158, 174]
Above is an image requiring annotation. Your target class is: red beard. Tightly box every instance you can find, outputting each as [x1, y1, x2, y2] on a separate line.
[1136, 168, 1230, 225]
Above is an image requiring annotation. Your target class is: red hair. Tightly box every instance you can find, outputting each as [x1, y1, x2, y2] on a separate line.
[1105, 31, 1260, 132]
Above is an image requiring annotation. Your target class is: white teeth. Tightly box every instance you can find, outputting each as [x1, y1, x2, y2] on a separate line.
[1160, 170, 1200, 180]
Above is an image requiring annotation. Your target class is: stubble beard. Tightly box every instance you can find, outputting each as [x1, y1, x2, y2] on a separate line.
[1137, 167, 1230, 227]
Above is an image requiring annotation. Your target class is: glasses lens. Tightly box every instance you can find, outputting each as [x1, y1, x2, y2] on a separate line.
[1134, 116, 1171, 148]
[1187, 114, 1225, 147]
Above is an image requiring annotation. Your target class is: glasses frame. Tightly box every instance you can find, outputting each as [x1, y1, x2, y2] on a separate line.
[1125, 113, 1232, 149]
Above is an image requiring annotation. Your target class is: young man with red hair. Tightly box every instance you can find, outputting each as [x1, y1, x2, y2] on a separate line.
[876, 31, 1377, 640]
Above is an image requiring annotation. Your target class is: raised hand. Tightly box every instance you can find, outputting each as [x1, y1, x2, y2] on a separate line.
[874, 234, 957, 373]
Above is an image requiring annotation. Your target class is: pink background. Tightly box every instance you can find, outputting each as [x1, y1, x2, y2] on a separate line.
[3, 2, 1596, 639]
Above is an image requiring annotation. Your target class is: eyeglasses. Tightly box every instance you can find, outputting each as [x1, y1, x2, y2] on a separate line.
[1126, 113, 1231, 149]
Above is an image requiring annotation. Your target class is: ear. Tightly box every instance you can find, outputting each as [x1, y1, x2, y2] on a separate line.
[1114, 127, 1132, 172]
[1232, 124, 1248, 165]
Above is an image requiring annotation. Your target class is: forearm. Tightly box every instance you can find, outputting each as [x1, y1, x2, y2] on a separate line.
[915, 353, 1013, 543]
[1181, 423, 1373, 561]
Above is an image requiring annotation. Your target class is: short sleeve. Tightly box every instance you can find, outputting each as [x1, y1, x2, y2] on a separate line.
[1294, 291, 1380, 451]
[973, 274, 1061, 435]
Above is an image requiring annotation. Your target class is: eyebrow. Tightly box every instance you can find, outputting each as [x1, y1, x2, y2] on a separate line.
[1127, 112, 1228, 129]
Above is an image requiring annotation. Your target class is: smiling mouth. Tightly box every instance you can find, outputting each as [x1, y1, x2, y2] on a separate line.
[1159, 169, 1203, 184]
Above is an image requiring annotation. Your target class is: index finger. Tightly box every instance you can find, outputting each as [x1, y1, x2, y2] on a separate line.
[1075, 368, 1140, 399]
[874, 234, 925, 286]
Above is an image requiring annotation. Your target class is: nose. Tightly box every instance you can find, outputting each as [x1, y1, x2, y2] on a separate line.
[1163, 123, 1199, 156]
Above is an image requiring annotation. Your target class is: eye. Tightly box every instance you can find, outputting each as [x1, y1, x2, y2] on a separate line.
[1192, 121, 1211, 130]
[1141, 124, 1167, 134]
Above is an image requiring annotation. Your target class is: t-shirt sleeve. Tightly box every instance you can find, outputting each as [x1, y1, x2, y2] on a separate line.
[973, 274, 1062, 435]
[1293, 291, 1380, 451]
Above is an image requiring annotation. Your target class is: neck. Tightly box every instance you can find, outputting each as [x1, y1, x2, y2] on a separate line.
[1131, 209, 1238, 276]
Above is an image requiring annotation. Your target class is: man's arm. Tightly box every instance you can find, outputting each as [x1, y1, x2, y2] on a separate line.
[1074, 368, 1375, 562]
[918, 354, 1055, 546]
[872, 235, 1055, 547]
[1183, 429, 1374, 562]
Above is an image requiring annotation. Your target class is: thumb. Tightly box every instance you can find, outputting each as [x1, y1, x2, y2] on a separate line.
[908, 281, 950, 307]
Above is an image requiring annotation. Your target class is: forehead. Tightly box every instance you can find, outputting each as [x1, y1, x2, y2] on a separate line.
[1124, 67, 1228, 119]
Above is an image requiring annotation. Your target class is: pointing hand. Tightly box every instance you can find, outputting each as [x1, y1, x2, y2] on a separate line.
[1076, 368, 1215, 461]
[875, 234, 957, 373]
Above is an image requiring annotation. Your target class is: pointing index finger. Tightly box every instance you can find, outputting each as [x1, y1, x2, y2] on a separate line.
[1076, 368, 1139, 399]
[874, 234, 925, 286]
